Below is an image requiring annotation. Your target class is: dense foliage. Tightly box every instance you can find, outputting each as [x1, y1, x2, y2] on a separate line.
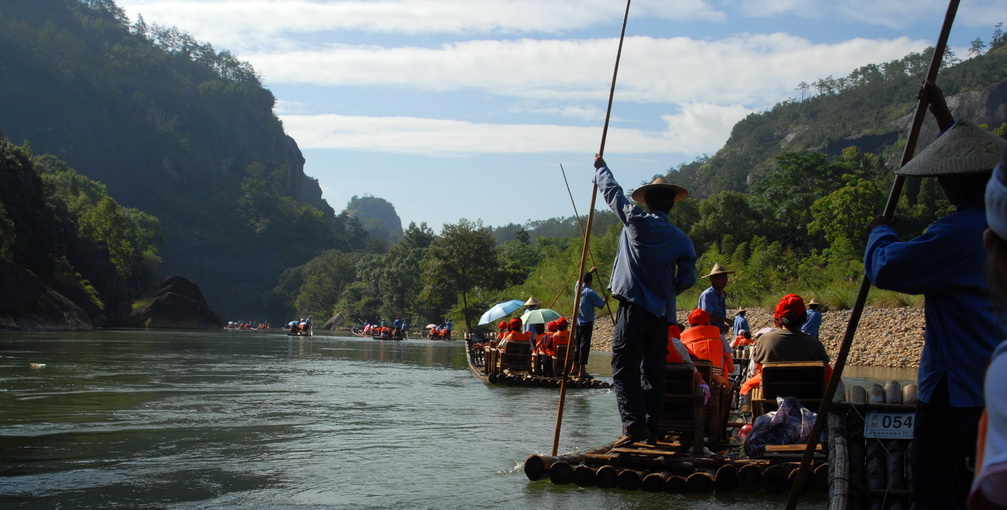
[0, 135, 160, 317]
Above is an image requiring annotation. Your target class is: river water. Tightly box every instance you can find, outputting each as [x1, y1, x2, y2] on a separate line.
[0, 330, 914, 509]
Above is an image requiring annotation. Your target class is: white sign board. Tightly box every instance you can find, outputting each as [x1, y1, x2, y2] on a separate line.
[864, 411, 914, 439]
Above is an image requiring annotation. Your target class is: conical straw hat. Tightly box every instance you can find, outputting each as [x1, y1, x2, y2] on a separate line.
[703, 263, 733, 278]
[630, 176, 689, 203]
[524, 296, 541, 306]
[897, 120, 1007, 176]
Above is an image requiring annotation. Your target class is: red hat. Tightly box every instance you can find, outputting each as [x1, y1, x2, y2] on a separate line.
[547, 320, 558, 332]
[498, 320, 508, 330]
[774, 293, 806, 320]
[556, 317, 568, 328]
[509, 317, 522, 330]
[688, 308, 710, 326]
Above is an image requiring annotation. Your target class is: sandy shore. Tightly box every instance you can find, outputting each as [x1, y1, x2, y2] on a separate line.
[589, 306, 925, 369]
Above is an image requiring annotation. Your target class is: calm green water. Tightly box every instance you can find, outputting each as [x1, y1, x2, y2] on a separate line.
[0, 329, 882, 509]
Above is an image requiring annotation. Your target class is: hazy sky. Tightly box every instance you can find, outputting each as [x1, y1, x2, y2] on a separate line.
[115, 0, 1007, 231]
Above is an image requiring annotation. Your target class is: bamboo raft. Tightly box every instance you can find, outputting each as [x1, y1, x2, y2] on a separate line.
[828, 380, 917, 510]
[524, 379, 917, 503]
[525, 441, 829, 494]
[464, 340, 610, 389]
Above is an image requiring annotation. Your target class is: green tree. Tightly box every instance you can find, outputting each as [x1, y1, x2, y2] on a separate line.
[688, 191, 763, 252]
[420, 219, 499, 331]
[808, 175, 885, 253]
[294, 250, 358, 320]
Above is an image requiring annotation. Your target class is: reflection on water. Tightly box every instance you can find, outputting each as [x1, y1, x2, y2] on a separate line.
[0, 329, 903, 509]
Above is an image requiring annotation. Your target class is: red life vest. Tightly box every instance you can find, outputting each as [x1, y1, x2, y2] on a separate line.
[681, 325, 733, 373]
[506, 330, 532, 342]
[667, 324, 686, 363]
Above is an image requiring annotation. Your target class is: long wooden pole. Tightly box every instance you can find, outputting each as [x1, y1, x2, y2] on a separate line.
[784, 2, 960, 508]
[551, 0, 632, 456]
[560, 163, 617, 326]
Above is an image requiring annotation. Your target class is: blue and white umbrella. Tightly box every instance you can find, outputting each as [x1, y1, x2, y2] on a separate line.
[478, 299, 525, 325]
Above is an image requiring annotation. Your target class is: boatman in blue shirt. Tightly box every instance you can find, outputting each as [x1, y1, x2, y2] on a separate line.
[698, 263, 733, 337]
[573, 267, 607, 378]
[864, 81, 1007, 510]
[801, 299, 822, 340]
[594, 154, 697, 448]
[732, 308, 750, 338]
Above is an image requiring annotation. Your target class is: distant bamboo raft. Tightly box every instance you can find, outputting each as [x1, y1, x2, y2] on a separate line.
[828, 380, 917, 510]
[465, 341, 611, 388]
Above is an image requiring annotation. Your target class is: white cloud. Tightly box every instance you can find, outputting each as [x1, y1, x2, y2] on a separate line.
[118, 0, 654, 39]
[661, 102, 754, 154]
[249, 33, 926, 108]
[280, 101, 750, 158]
[279, 113, 680, 156]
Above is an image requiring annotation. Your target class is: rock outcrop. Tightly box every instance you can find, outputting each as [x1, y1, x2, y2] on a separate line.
[120, 275, 223, 329]
[0, 260, 92, 330]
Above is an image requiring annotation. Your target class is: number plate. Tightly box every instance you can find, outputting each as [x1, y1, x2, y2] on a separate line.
[864, 411, 914, 439]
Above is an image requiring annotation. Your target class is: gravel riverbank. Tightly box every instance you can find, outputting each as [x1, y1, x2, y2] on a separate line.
[589, 306, 925, 369]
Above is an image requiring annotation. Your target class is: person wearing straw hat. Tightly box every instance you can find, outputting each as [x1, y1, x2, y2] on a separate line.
[801, 299, 822, 340]
[969, 142, 1007, 510]
[593, 154, 697, 448]
[698, 263, 734, 337]
[732, 307, 750, 338]
[522, 296, 541, 335]
[864, 81, 1007, 510]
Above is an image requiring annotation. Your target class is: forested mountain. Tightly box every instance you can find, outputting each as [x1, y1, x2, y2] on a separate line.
[0, 0, 367, 319]
[668, 40, 1007, 199]
[345, 195, 404, 245]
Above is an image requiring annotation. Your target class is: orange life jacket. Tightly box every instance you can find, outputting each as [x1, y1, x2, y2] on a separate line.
[506, 330, 532, 342]
[681, 325, 734, 373]
[535, 333, 554, 356]
[552, 330, 570, 346]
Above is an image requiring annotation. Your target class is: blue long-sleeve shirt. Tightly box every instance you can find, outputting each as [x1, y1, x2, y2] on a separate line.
[699, 286, 727, 332]
[733, 315, 750, 337]
[594, 165, 697, 320]
[576, 283, 606, 325]
[864, 197, 1004, 407]
[801, 310, 821, 339]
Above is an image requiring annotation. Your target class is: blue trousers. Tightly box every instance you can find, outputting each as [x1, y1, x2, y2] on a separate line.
[611, 301, 667, 437]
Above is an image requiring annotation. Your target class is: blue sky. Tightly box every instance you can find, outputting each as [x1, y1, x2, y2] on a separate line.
[115, 0, 1007, 232]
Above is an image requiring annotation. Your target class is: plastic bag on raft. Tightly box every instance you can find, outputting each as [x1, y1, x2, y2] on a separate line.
[743, 396, 820, 457]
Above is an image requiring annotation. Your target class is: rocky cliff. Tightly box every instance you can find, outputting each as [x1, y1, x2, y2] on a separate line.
[117, 275, 224, 329]
[0, 261, 92, 330]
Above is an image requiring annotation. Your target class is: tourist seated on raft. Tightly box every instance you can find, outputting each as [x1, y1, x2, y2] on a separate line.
[740, 293, 833, 396]
[534, 321, 557, 376]
[732, 330, 754, 349]
[552, 317, 570, 350]
[681, 308, 735, 388]
[498, 317, 531, 352]
[668, 322, 711, 404]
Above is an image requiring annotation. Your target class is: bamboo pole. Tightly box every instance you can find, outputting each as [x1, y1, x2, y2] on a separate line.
[783, 2, 960, 508]
[551, 0, 632, 456]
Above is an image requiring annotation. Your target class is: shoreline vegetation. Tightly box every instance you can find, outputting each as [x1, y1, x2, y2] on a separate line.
[589, 306, 924, 369]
